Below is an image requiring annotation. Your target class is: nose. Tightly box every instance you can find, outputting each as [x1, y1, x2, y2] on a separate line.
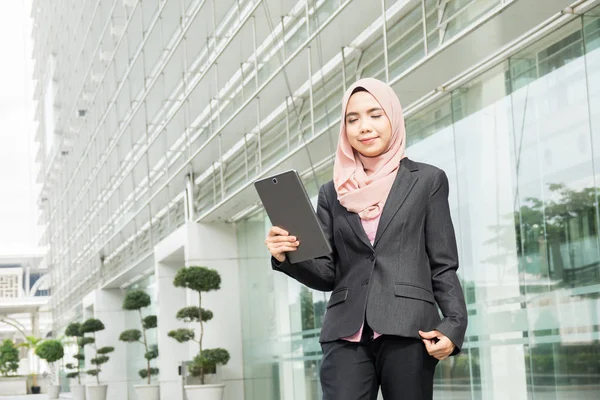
[358, 120, 372, 134]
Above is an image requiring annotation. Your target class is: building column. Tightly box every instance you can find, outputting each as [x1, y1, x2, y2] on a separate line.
[154, 225, 188, 399]
[184, 221, 244, 400]
[82, 289, 128, 399]
[154, 220, 244, 400]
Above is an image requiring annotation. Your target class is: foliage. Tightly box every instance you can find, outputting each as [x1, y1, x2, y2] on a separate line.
[0, 339, 20, 376]
[79, 337, 95, 346]
[188, 349, 231, 377]
[35, 340, 64, 363]
[167, 328, 195, 343]
[38, 338, 66, 386]
[175, 306, 213, 323]
[138, 367, 159, 379]
[81, 319, 105, 334]
[145, 345, 159, 361]
[120, 289, 159, 384]
[82, 318, 112, 385]
[173, 266, 221, 293]
[142, 316, 157, 330]
[65, 322, 85, 384]
[65, 323, 83, 338]
[169, 266, 230, 384]
[119, 330, 142, 342]
[16, 336, 44, 385]
[97, 346, 114, 355]
[122, 290, 151, 310]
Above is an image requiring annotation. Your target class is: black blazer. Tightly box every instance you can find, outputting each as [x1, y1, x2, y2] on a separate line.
[272, 158, 468, 353]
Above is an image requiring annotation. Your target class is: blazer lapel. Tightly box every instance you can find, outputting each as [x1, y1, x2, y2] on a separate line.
[344, 211, 373, 250]
[373, 158, 418, 247]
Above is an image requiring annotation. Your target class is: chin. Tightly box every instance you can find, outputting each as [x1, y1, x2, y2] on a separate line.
[356, 147, 385, 157]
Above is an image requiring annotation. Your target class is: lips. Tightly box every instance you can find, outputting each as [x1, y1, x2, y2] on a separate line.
[359, 137, 378, 144]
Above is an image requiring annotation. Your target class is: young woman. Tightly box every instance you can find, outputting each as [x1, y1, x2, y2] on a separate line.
[265, 78, 468, 399]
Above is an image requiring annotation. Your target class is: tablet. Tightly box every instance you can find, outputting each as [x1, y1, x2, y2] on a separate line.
[254, 170, 332, 263]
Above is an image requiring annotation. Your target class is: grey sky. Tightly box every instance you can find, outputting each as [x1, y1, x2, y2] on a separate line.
[0, 0, 41, 256]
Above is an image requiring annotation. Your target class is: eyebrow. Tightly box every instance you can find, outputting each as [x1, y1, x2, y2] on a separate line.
[345, 107, 383, 118]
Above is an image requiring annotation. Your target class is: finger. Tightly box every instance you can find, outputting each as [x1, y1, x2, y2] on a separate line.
[418, 330, 439, 340]
[272, 246, 298, 253]
[269, 241, 300, 251]
[269, 241, 299, 251]
[422, 339, 436, 354]
[269, 226, 289, 236]
[267, 235, 297, 244]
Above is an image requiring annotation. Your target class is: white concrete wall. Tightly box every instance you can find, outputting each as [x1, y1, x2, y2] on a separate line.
[81, 289, 128, 399]
[154, 221, 244, 400]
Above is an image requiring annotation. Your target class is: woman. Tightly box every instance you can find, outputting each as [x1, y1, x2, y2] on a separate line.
[265, 78, 468, 399]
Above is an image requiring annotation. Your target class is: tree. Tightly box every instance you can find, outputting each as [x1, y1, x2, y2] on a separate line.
[35, 340, 64, 385]
[64, 322, 87, 384]
[167, 266, 230, 384]
[17, 336, 44, 387]
[80, 318, 114, 385]
[0, 339, 19, 376]
[119, 289, 159, 384]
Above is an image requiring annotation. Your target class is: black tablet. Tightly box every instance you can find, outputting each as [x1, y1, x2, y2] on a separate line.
[254, 170, 332, 263]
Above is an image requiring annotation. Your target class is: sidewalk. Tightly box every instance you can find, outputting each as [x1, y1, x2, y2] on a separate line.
[0, 396, 48, 400]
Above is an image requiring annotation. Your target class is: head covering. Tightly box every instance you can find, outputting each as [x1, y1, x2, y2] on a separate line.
[333, 78, 407, 219]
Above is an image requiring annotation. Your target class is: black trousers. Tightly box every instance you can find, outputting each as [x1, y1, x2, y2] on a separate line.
[319, 325, 438, 400]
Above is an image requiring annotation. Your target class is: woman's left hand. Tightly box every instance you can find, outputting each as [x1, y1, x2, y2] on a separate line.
[418, 330, 455, 360]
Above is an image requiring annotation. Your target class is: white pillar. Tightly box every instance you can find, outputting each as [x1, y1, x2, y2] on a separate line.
[82, 289, 128, 399]
[155, 225, 188, 400]
[184, 221, 244, 400]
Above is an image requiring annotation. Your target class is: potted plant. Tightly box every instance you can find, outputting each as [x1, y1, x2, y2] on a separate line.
[119, 289, 159, 400]
[0, 339, 25, 396]
[35, 339, 64, 399]
[168, 266, 230, 400]
[17, 335, 44, 394]
[80, 318, 114, 400]
[65, 322, 90, 400]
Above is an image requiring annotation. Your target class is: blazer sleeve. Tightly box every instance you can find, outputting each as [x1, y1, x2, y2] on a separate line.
[425, 169, 468, 355]
[271, 184, 336, 292]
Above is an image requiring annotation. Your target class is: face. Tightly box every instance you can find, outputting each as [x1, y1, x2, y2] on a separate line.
[345, 90, 392, 157]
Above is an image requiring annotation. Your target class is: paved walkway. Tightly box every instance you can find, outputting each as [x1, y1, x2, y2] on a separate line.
[0, 396, 49, 400]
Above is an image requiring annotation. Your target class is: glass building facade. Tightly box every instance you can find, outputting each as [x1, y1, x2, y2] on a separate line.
[237, 8, 600, 400]
[31, 0, 600, 398]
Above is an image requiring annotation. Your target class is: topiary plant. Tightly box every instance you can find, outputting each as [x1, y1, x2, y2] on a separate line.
[80, 318, 114, 385]
[119, 289, 159, 384]
[0, 339, 19, 376]
[17, 336, 44, 389]
[35, 339, 64, 385]
[65, 322, 86, 384]
[167, 266, 230, 384]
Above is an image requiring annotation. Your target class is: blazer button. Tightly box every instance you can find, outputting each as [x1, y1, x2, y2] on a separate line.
[368, 255, 375, 261]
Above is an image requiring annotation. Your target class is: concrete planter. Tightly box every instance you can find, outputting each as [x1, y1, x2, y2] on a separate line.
[86, 384, 107, 400]
[70, 383, 86, 400]
[184, 384, 225, 400]
[134, 384, 159, 400]
[47, 384, 61, 399]
[0, 376, 28, 395]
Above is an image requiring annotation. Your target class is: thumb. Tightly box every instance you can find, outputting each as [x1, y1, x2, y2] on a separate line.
[419, 330, 438, 339]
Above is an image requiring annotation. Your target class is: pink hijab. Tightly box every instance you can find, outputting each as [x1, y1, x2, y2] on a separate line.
[333, 78, 406, 220]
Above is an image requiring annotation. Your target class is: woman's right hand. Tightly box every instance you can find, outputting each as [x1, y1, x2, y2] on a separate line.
[265, 226, 300, 263]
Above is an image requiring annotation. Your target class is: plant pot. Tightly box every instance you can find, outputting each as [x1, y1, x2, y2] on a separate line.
[47, 384, 61, 399]
[87, 384, 108, 400]
[71, 384, 86, 400]
[0, 376, 27, 395]
[184, 384, 225, 400]
[134, 384, 159, 400]
[31, 385, 41, 394]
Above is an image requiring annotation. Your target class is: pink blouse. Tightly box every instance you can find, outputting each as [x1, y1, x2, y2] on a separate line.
[340, 215, 382, 342]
